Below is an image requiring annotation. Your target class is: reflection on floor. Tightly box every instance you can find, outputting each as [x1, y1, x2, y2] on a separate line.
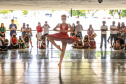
[0, 48, 126, 84]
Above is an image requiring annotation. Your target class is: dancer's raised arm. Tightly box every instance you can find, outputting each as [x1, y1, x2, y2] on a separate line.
[53, 24, 60, 31]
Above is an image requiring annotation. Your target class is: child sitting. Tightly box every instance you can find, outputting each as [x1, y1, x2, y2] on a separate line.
[2, 39, 8, 51]
[0, 36, 4, 50]
[24, 34, 29, 48]
[113, 41, 120, 50]
[10, 33, 18, 49]
[90, 39, 96, 49]
[0, 37, 9, 51]
[18, 36, 25, 49]
[76, 32, 81, 38]
[39, 36, 46, 49]
[76, 37, 83, 49]
[89, 33, 96, 49]
[83, 35, 89, 49]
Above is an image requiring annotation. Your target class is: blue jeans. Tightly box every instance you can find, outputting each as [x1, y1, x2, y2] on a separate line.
[100, 34, 107, 48]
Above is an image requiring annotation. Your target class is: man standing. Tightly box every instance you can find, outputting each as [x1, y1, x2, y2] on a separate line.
[36, 22, 43, 48]
[42, 21, 50, 47]
[110, 21, 117, 48]
[75, 21, 83, 39]
[100, 21, 108, 48]
[9, 19, 17, 37]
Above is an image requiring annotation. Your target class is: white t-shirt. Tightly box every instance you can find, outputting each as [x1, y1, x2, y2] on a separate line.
[101, 25, 108, 34]
[43, 24, 50, 34]
[75, 24, 83, 32]
[110, 25, 117, 34]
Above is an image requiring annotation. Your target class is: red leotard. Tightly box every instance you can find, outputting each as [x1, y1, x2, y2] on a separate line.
[46, 24, 78, 44]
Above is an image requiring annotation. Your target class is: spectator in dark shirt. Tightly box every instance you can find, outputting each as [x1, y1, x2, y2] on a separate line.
[9, 19, 17, 37]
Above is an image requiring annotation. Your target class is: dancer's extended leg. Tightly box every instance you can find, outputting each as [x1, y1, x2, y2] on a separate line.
[47, 36, 62, 51]
[58, 42, 67, 69]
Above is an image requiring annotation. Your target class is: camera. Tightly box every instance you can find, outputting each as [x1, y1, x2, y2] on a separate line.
[98, 0, 103, 3]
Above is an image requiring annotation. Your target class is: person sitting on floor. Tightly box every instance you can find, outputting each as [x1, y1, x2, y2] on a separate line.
[113, 40, 120, 50]
[24, 34, 29, 48]
[90, 38, 96, 49]
[0, 36, 4, 50]
[39, 36, 46, 49]
[0, 37, 9, 51]
[116, 33, 125, 49]
[83, 35, 89, 49]
[76, 37, 83, 49]
[76, 32, 81, 38]
[10, 33, 18, 49]
[18, 36, 25, 49]
[2, 39, 8, 51]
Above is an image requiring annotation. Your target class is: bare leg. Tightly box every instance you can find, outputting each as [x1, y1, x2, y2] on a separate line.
[29, 39, 33, 47]
[19, 44, 20, 49]
[47, 37, 62, 51]
[58, 42, 67, 70]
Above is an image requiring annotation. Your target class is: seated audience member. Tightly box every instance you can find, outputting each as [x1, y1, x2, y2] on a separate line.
[89, 33, 97, 49]
[0, 36, 3, 50]
[76, 32, 81, 38]
[76, 37, 83, 49]
[10, 33, 18, 49]
[90, 38, 96, 49]
[72, 42, 77, 48]
[39, 36, 46, 49]
[18, 36, 25, 49]
[116, 33, 125, 49]
[2, 39, 8, 51]
[83, 35, 89, 49]
[72, 35, 77, 48]
[0, 37, 8, 51]
[113, 41, 120, 50]
[0, 23, 6, 40]
[24, 34, 29, 48]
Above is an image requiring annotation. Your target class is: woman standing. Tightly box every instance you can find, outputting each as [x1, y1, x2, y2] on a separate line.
[46, 14, 78, 69]
[87, 24, 94, 41]
[36, 22, 43, 48]
[70, 23, 76, 37]
[117, 22, 121, 34]
[0, 23, 6, 39]
[21, 23, 26, 39]
[26, 24, 33, 47]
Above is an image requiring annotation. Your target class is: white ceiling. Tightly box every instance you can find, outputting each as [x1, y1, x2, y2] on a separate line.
[0, 0, 126, 10]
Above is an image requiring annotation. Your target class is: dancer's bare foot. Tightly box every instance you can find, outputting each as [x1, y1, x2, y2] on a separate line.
[57, 45, 62, 51]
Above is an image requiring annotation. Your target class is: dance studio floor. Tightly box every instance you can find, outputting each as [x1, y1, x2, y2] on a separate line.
[0, 46, 126, 84]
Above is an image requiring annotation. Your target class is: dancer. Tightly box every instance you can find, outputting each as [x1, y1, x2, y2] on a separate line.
[46, 14, 78, 69]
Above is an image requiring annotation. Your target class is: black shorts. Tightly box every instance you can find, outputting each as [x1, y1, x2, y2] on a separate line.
[0, 33, 5, 37]
[110, 34, 116, 42]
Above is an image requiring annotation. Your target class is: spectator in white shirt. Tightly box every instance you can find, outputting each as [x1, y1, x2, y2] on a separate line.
[100, 21, 108, 48]
[110, 21, 118, 48]
[42, 21, 50, 47]
[75, 21, 83, 39]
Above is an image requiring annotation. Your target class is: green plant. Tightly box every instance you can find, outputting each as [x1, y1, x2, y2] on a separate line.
[0, 10, 13, 14]
[22, 10, 28, 15]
